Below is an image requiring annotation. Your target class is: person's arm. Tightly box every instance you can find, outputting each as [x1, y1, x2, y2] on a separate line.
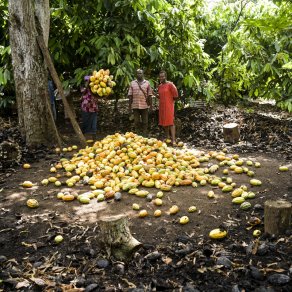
[128, 95, 133, 112]
[128, 83, 133, 112]
[147, 83, 153, 110]
[170, 83, 179, 100]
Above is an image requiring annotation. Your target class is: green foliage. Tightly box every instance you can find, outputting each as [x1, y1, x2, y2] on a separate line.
[0, 89, 15, 109]
[202, 0, 292, 111]
[49, 0, 212, 100]
[0, 0, 291, 112]
[242, 0, 292, 111]
[0, 0, 15, 110]
[0, 0, 10, 85]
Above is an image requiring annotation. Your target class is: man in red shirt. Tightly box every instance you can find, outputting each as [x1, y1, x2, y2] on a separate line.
[128, 69, 153, 137]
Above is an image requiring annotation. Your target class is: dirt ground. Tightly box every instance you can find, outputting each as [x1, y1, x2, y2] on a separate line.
[0, 103, 291, 292]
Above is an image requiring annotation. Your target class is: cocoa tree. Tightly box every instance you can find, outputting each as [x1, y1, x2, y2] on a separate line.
[8, 0, 59, 146]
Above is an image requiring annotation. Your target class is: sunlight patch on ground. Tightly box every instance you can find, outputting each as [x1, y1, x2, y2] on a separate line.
[7, 191, 27, 201]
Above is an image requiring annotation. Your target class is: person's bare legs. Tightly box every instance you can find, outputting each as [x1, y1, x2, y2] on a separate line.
[170, 125, 176, 145]
[164, 126, 170, 141]
[133, 109, 141, 135]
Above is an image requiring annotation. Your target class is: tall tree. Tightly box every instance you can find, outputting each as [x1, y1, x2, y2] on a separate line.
[8, 0, 59, 146]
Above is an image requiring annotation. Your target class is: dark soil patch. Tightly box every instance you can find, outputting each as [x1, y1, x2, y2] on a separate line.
[0, 102, 291, 291]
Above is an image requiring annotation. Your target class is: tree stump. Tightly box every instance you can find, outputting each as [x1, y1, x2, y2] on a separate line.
[223, 123, 240, 143]
[264, 200, 292, 236]
[0, 141, 21, 168]
[99, 214, 142, 261]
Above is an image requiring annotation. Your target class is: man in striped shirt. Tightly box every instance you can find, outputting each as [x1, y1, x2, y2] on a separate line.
[128, 69, 153, 136]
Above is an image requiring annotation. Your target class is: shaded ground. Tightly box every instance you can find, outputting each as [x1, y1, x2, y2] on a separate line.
[0, 102, 291, 291]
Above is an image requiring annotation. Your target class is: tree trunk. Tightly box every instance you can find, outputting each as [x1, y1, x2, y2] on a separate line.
[8, 0, 60, 147]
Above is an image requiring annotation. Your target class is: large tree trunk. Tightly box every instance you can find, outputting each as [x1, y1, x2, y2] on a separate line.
[8, 0, 60, 147]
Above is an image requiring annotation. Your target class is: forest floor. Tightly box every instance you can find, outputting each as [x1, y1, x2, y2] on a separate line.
[0, 100, 291, 292]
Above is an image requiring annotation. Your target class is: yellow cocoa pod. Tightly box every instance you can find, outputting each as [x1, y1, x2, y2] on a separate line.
[160, 184, 172, 191]
[253, 230, 261, 237]
[231, 188, 243, 198]
[54, 235, 64, 244]
[136, 190, 149, 197]
[154, 198, 163, 206]
[22, 181, 34, 188]
[154, 210, 162, 217]
[26, 198, 39, 208]
[41, 179, 49, 186]
[279, 166, 289, 172]
[207, 190, 215, 198]
[48, 177, 57, 183]
[62, 194, 75, 201]
[209, 228, 227, 239]
[188, 206, 197, 213]
[78, 196, 91, 204]
[179, 216, 189, 224]
[179, 179, 192, 186]
[100, 81, 106, 88]
[169, 205, 179, 215]
[132, 203, 140, 210]
[234, 167, 243, 174]
[138, 209, 148, 218]
[56, 192, 64, 199]
[144, 180, 155, 188]
[250, 179, 262, 186]
[254, 162, 261, 168]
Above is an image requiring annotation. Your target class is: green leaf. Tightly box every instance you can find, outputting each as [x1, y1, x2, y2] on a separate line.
[274, 41, 280, 52]
[263, 63, 272, 73]
[137, 11, 142, 21]
[107, 53, 116, 65]
[282, 62, 292, 69]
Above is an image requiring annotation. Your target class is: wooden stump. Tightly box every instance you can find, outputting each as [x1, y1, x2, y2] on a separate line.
[0, 141, 21, 168]
[99, 214, 142, 261]
[264, 200, 292, 236]
[223, 123, 240, 143]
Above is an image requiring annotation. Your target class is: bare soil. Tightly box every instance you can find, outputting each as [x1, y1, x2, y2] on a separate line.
[0, 103, 291, 292]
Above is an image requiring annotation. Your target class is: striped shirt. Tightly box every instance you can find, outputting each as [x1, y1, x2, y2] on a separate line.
[128, 79, 153, 109]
